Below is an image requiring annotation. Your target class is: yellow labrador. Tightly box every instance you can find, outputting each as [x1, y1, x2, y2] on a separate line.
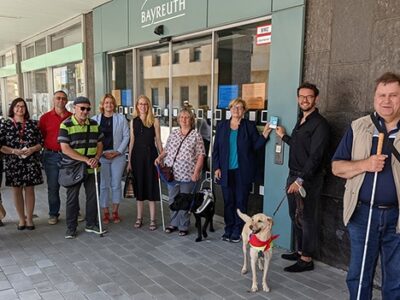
[237, 209, 278, 293]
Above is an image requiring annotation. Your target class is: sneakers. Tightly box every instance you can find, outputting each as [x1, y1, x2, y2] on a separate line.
[48, 216, 58, 225]
[65, 229, 77, 239]
[221, 234, 230, 241]
[230, 236, 242, 243]
[284, 259, 314, 272]
[281, 252, 301, 261]
[85, 225, 107, 235]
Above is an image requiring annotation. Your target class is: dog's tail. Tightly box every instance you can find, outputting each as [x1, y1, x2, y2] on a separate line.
[237, 209, 251, 223]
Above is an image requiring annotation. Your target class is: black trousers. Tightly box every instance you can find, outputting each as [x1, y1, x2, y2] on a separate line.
[286, 174, 323, 257]
[66, 173, 98, 231]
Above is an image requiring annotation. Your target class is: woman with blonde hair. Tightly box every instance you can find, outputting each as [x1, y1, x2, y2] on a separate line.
[128, 95, 163, 230]
[92, 94, 129, 224]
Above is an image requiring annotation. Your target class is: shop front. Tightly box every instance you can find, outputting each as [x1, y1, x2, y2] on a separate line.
[94, 0, 305, 249]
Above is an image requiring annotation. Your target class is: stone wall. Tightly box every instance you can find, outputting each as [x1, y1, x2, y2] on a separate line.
[303, 0, 400, 275]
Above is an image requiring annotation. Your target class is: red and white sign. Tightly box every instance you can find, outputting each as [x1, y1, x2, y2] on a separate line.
[256, 24, 272, 45]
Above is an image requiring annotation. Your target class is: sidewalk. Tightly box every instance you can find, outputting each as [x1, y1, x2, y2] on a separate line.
[0, 182, 352, 300]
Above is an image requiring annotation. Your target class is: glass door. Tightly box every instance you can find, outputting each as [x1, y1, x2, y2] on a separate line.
[171, 35, 213, 169]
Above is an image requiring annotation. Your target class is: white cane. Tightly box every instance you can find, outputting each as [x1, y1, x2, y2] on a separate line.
[94, 167, 105, 237]
[157, 170, 165, 231]
[356, 133, 384, 300]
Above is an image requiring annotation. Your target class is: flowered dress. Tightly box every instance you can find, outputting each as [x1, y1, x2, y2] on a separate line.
[0, 118, 43, 187]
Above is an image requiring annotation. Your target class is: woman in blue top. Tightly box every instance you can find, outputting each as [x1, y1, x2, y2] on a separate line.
[92, 94, 130, 224]
[213, 98, 271, 242]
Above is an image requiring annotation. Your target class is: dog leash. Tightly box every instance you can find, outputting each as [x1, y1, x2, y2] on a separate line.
[272, 192, 287, 216]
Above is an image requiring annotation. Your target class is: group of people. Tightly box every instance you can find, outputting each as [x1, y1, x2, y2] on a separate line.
[0, 71, 398, 299]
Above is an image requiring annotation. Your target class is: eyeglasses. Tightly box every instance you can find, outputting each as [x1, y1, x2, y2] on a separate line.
[55, 96, 67, 101]
[79, 106, 91, 112]
[231, 105, 244, 110]
[298, 95, 315, 101]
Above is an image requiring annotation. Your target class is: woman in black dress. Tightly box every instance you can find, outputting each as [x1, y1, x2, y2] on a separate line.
[0, 98, 43, 230]
[127, 95, 163, 230]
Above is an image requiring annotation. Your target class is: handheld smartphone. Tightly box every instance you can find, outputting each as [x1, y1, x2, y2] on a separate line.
[269, 116, 279, 129]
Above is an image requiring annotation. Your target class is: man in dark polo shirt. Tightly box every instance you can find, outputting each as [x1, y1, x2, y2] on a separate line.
[39, 90, 72, 225]
[58, 96, 103, 239]
[276, 82, 330, 272]
[332, 72, 400, 300]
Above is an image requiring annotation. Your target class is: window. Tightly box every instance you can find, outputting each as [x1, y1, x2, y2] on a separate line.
[173, 51, 180, 64]
[151, 88, 159, 106]
[53, 62, 85, 100]
[165, 87, 169, 108]
[193, 47, 201, 62]
[35, 38, 46, 56]
[0, 55, 5, 68]
[180, 86, 189, 106]
[50, 23, 82, 51]
[108, 51, 133, 107]
[25, 44, 35, 59]
[199, 86, 208, 106]
[152, 54, 161, 66]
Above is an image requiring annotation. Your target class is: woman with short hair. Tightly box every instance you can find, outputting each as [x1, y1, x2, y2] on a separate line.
[213, 98, 271, 242]
[92, 94, 129, 224]
[155, 108, 205, 236]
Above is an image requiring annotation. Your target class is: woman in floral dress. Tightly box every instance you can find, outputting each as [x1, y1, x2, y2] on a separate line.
[0, 98, 43, 230]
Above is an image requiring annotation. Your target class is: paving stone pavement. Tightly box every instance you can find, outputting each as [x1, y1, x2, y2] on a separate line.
[0, 181, 355, 299]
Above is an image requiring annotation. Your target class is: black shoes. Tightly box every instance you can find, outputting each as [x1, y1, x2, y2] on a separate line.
[281, 252, 301, 261]
[221, 234, 230, 241]
[229, 236, 241, 243]
[284, 259, 314, 272]
[65, 229, 77, 239]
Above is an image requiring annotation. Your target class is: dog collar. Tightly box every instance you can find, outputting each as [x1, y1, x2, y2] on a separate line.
[249, 234, 280, 252]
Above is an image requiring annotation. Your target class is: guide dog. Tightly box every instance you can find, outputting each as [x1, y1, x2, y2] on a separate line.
[237, 209, 278, 293]
[189, 188, 215, 242]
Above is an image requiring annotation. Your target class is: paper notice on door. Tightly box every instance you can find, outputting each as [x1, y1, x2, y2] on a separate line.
[242, 83, 266, 109]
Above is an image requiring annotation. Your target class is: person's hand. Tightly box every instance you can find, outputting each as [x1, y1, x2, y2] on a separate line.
[154, 156, 163, 166]
[262, 123, 272, 139]
[126, 163, 132, 172]
[364, 154, 387, 173]
[287, 181, 301, 194]
[275, 126, 286, 139]
[22, 147, 35, 157]
[12, 148, 23, 156]
[86, 157, 99, 168]
[214, 169, 221, 180]
[191, 169, 201, 182]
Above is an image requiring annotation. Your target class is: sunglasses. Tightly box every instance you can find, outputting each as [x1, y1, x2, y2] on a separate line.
[79, 106, 91, 112]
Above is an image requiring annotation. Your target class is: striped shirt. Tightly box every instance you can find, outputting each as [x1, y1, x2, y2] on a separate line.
[58, 115, 104, 174]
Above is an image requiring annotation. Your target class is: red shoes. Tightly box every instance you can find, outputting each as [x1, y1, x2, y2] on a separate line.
[112, 212, 121, 224]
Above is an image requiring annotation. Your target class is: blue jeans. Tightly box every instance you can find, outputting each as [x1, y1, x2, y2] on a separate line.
[347, 203, 400, 300]
[43, 150, 63, 217]
[221, 169, 251, 240]
[99, 155, 126, 208]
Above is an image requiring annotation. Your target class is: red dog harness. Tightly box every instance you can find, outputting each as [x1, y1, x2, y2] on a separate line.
[249, 234, 280, 253]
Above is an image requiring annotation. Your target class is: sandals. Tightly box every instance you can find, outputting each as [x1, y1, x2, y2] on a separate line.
[179, 230, 188, 236]
[149, 219, 157, 231]
[113, 212, 121, 224]
[165, 226, 177, 233]
[103, 212, 110, 225]
[134, 218, 143, 228]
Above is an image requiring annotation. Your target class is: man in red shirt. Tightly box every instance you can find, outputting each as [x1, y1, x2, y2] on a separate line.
[39, 90, 72, 225]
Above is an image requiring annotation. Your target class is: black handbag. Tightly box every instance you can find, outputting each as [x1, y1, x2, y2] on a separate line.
[124, 172, 134, 198]
[58, 159, 87, 187]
